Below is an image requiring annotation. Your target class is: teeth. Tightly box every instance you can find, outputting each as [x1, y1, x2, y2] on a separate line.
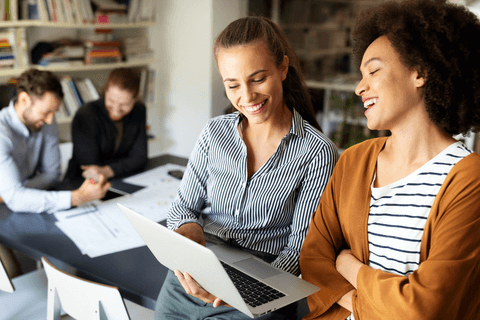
[242, 100, 266, 112]
[364, 98, 377, 109]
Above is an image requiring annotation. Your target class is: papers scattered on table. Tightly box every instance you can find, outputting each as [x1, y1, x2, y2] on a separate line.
[54, 163, 186, 258]
[121, 163, 186, 222]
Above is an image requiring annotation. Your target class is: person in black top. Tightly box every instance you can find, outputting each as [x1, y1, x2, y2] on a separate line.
[66, 68, 147, 181]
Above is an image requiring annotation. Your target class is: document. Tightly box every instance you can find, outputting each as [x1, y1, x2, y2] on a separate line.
[54, 163, 186, 258]
[55, 202, 145, 258]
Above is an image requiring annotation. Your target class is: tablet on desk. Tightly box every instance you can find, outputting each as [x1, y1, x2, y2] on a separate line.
[101, 189, 126, 202]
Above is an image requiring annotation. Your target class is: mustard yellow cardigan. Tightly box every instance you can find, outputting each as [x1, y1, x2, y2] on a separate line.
[300, 137, 480, 320]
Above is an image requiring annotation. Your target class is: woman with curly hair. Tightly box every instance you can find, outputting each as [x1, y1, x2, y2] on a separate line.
[299, 0, 480, 319]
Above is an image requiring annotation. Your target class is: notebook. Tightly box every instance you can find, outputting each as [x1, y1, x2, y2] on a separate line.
[117, 203, 320, 318]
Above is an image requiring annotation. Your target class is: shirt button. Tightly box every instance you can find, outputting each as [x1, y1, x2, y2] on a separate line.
[242, 182, 246, 188]
[235, 209, 240, 216]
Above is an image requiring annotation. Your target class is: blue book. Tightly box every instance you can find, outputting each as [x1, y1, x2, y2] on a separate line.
[66, 77, 84, 107]
[28, 4, 39, 20]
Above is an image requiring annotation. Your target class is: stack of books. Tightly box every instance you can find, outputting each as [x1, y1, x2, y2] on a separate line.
[38, 44, 85, 67]
[84, 40, 122, 64]
[0, 30, 15, 68]
[0, 28, 28, 68]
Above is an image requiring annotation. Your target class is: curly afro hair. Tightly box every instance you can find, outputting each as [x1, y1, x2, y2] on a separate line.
[352, 0, 480, 136]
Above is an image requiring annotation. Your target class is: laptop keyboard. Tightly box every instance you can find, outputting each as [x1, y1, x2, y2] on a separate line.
[220, 261, 286, 308]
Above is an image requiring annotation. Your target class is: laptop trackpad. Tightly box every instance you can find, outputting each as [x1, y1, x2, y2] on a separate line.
[232, 258, 282, 279]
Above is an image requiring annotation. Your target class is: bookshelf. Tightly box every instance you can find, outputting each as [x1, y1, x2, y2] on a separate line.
[0, 58, 154, 77]
[1, 1, 157, 151]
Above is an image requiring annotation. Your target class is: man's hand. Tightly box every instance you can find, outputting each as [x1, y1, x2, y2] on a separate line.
[81, 165, 114, 180]
[71, 174, 111, 206]
[0, 195, 3, 204]
[174, 270, 231, 308]
[174, 223, 206, 246]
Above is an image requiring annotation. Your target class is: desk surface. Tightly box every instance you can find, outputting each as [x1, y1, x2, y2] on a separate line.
[0, 154, 188, 309]
[0, 154, 310, 317]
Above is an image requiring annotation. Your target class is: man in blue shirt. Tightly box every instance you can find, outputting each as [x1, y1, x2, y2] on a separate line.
[0, 68, 111, 213]
[0, 69, 111, 277]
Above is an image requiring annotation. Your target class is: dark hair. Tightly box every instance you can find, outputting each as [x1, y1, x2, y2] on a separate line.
[103, 68, 141, 98]
[15, 68, 63, 100]
[352, 0, 480, 136]
[214, 16, 322, 132]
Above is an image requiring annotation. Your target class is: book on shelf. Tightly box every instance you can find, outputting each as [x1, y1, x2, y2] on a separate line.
[19, 0, 39, 20]
[1, 0, 18, 21]
[60, 76, 100, 118]
[0, 28, 27, 68]
[85, 39, 122, 64]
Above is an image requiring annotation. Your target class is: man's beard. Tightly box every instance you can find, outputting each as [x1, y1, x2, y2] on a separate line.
[23, 109, 43, 132]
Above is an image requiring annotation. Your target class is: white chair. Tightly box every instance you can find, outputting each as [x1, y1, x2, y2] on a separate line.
[0, 256, 48, 320]
[41, 257, 154, 320]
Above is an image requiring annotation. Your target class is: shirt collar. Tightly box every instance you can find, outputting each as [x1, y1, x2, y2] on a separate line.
[7, 99, 30, 138]
[234, 107, 306, 139]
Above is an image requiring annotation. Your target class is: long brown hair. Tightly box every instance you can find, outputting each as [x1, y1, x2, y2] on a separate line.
[214, 16, 322, 132]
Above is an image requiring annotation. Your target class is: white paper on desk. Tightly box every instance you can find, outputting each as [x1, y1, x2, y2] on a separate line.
[122, 163, 186, 187]
[55, 202, 146, 258]
[119, 164, 186, 222]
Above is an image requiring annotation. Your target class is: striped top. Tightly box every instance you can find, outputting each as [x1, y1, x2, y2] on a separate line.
[167, 109, 338, 275]
[368, 142, 472, 276]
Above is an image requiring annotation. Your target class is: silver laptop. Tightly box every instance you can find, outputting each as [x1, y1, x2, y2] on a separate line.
[117, 203, 320, 318]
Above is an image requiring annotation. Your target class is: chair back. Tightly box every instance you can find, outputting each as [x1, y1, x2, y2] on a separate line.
[41, 257, 130, 320]
[0, 257, 15, 293]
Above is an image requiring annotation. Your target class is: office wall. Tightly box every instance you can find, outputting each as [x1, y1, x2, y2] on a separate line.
[149, 0, 247, 158]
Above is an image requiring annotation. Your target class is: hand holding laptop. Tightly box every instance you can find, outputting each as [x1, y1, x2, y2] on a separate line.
[174, 270, 231, 308]
[174, 223, 229, 307]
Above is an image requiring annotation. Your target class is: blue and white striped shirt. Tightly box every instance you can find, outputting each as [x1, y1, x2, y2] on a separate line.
[368, 142, 472, 276]
[167, 109, 338, 275]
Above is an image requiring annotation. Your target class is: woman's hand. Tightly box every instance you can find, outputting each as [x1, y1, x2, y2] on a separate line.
[174, 223, 206, 246]
[335, 249, 364, 288]
[174, 270, 231, 308]
[81, 165, 114, 180]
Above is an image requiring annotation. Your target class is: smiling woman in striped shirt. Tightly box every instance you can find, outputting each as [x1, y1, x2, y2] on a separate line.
[300, 1, 480, 319]
[154, 16, 338, 320]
